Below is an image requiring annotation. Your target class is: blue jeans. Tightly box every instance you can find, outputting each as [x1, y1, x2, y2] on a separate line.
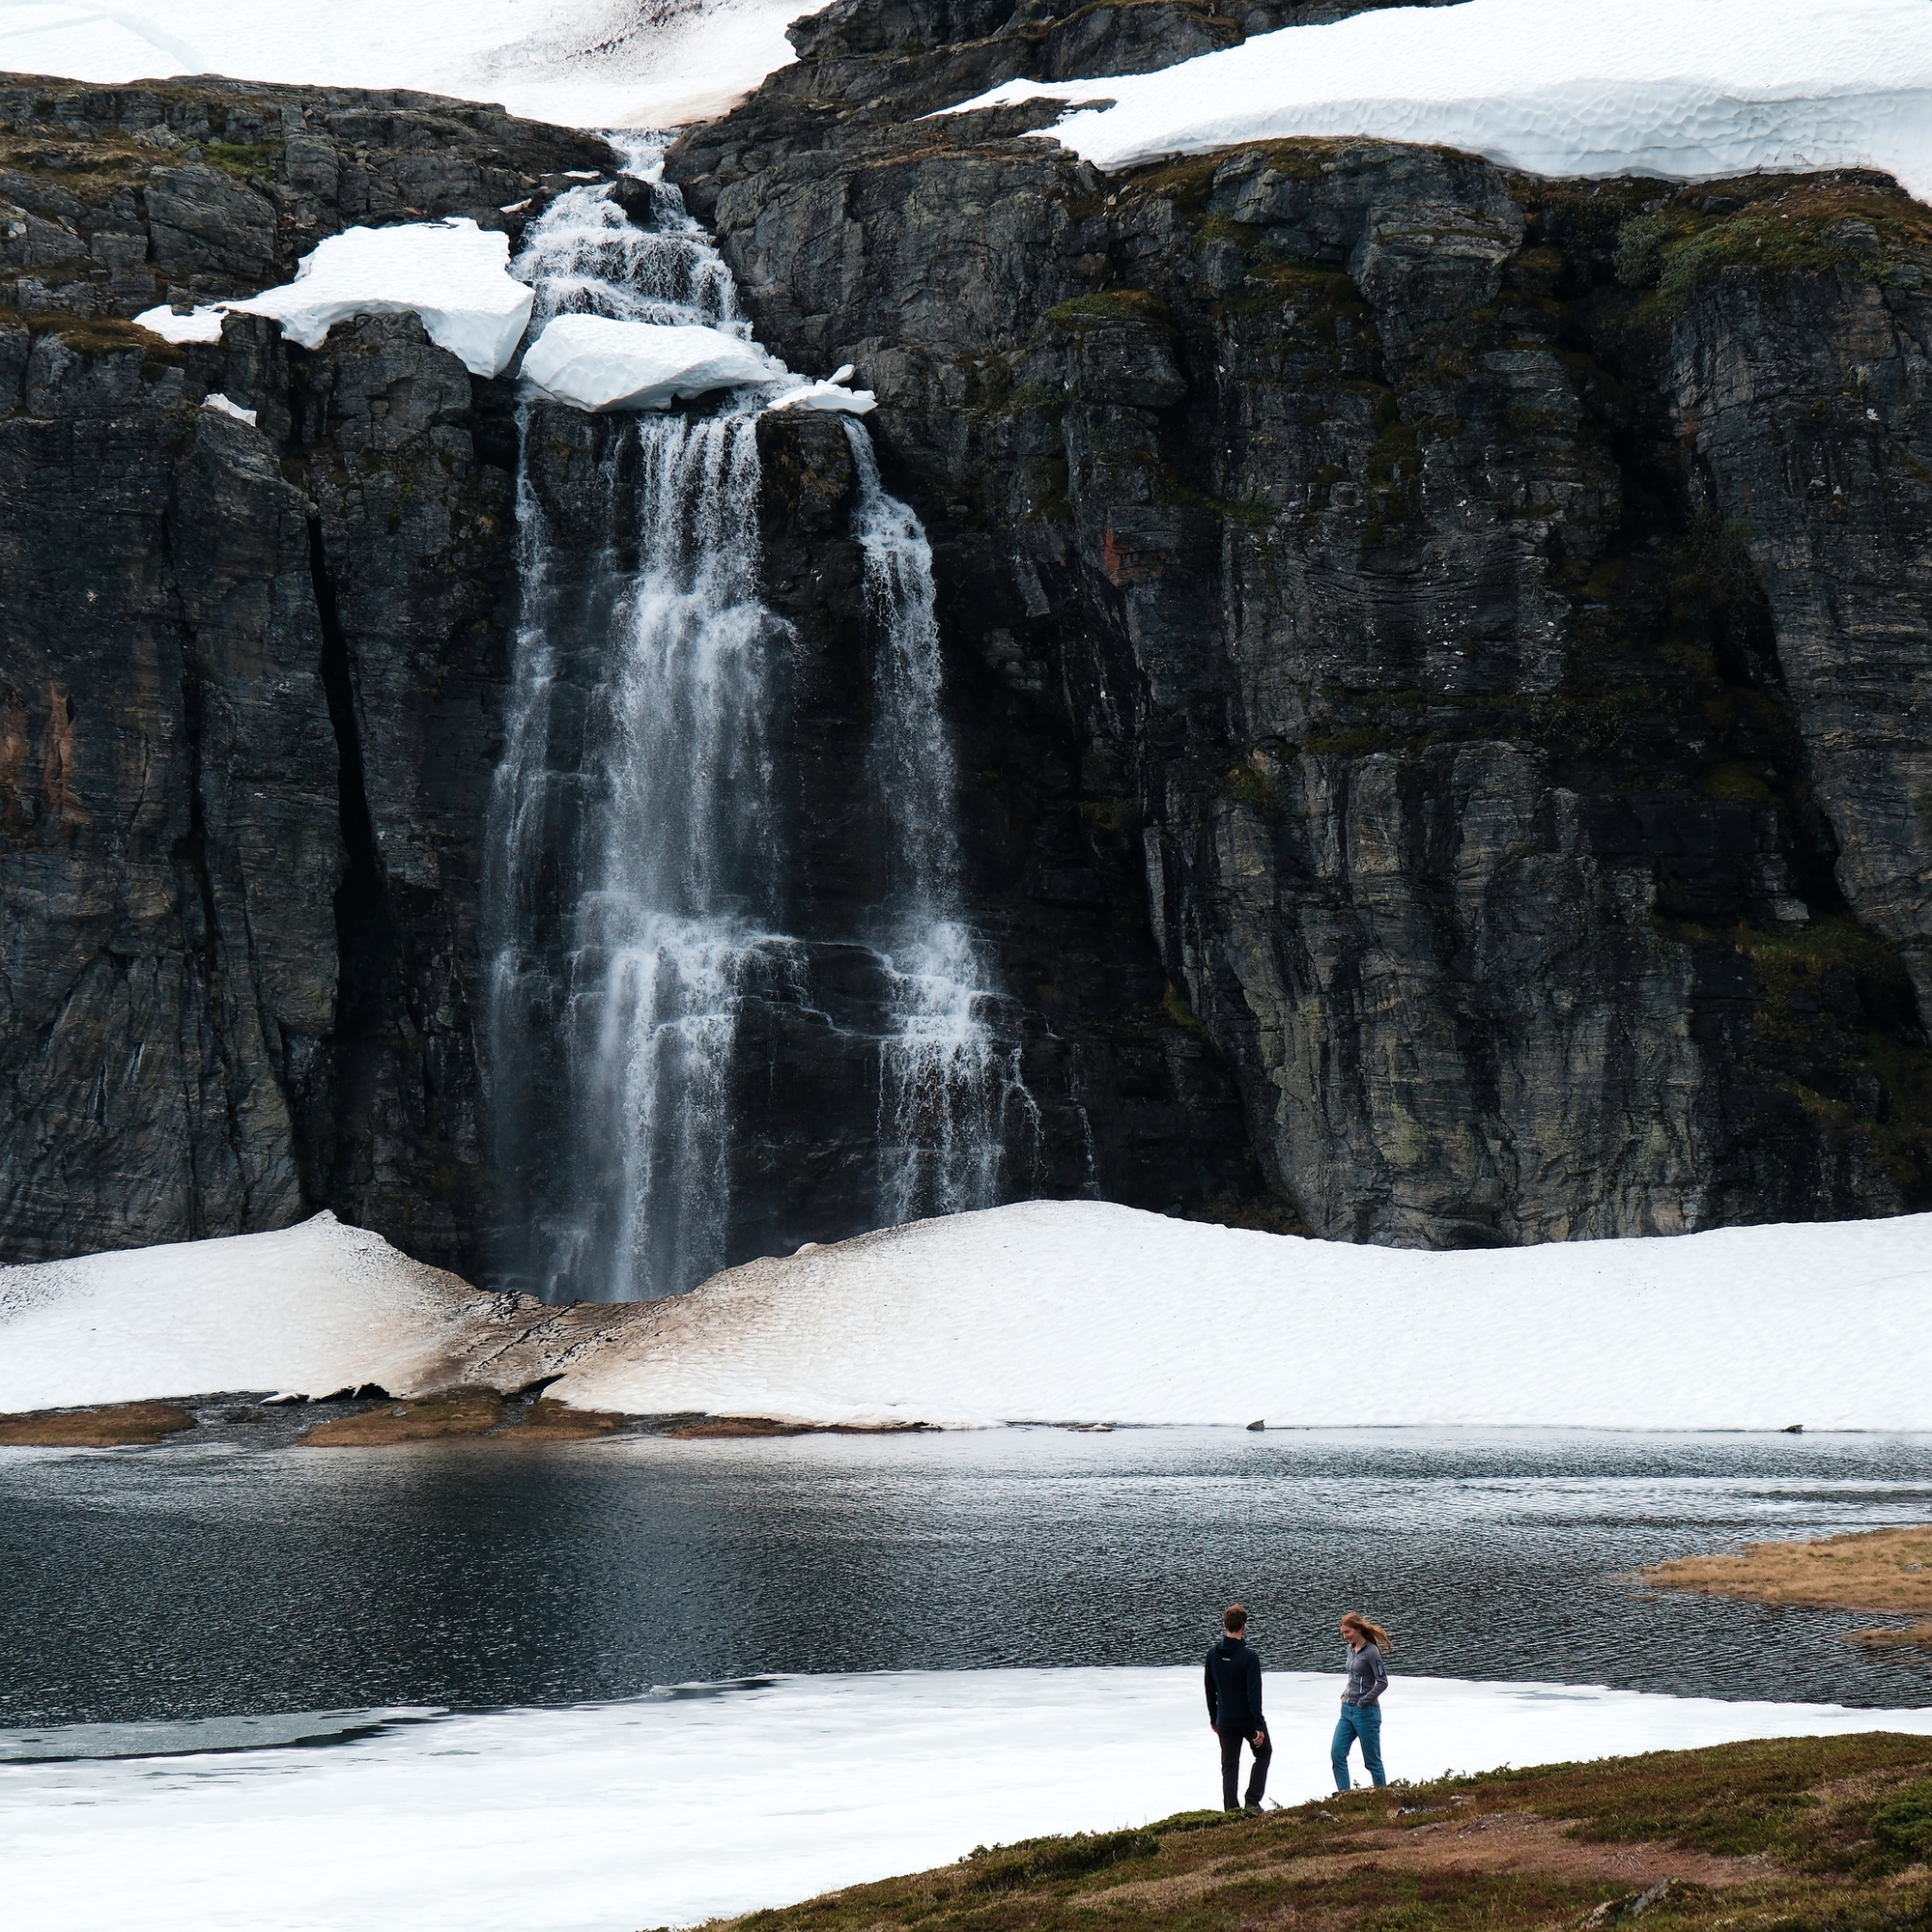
[1331, 1701, 1385, 1789]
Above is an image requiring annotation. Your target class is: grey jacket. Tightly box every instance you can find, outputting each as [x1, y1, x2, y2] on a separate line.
[1343, 1640, 1387, 1707]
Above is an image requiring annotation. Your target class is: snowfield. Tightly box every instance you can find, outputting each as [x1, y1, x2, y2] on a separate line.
[3, 1202, 1929, 1429]
[542, 1202, 1932, 1430]
[0, 0, 811, 130]
[5, 1668, 1932, 1932]
[945, 0, 1932, 201]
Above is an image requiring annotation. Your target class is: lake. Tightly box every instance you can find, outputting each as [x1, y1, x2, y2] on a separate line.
[5, 1425, 1930, 1729]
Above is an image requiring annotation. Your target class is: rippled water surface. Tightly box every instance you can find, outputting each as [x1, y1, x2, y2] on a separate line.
[4, 1428, 1930, 1725]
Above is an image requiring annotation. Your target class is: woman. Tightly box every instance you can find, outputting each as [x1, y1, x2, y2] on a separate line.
[1331, 1611, 1391, 1790]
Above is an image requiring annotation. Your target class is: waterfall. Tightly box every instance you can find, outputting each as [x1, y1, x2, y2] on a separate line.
[845, 425, 1039, 1227]
[486, 141, 1034, 1301]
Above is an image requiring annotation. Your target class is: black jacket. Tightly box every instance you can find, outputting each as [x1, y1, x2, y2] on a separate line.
[1204, 1634, 1264, 1736]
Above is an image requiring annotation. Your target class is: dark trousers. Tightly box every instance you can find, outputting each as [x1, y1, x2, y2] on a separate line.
[1217, 1719, 1271, 1809]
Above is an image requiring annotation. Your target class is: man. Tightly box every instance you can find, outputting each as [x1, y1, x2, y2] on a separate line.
[1204, 1604, 1270, 1811]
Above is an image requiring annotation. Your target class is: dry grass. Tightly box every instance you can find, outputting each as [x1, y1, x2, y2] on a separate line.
[504, 1397, 624, 1442]
[1642, 1524, 1932, 1645]
[0, 1401, 197, 1446]
[300, 1388, 628, 1446]
[299, 1387, 510, 1446]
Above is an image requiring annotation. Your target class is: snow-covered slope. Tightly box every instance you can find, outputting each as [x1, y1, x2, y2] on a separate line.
[0, 1214, 499, 1410]
[546, 1202, 1932, 1430]
[5, 1202, 1928, 1427]
[946, 0, 1932, 201]
[1, 0, 809, 129]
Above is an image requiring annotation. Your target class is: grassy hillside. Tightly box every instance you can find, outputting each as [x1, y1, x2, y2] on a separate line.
[698, 1733, 1932, 1932]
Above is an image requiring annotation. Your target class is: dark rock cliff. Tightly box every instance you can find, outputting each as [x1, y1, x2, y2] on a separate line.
[4, 11, 1930, 1275]
[0, 76, 604, 1265]
[667, 10, 1932, 1245]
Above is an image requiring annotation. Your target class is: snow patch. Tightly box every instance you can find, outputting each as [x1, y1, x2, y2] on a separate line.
[234, 219, 534, 375]
[131, 304, 225, 344]
[133, 220, 536, 375]
[0, 1212, 503, 1412]
[766, 375, 878, 414]
[199, 392, 257, 425]
[518, 311, 783, 409]
[942, 0, 1932, 201]
[0, 0, 816, 131]
[5, 1668, 1932, 1932]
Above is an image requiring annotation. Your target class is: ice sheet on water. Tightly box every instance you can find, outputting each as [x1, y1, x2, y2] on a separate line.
[5, 1668, 1931, 1932]
[943, 0, 1932, 200]
[518, 312, 783, 409]
[0, 1707, 443, 1764]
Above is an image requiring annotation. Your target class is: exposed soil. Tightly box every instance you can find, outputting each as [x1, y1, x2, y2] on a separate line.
[0, 1400, 197, 1447]
[1642, 1523, 1932, 1645]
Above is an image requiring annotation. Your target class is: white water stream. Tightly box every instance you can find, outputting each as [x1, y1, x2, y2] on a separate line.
[486, 143, 1034, 1300]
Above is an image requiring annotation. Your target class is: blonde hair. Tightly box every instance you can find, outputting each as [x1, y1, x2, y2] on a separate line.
[1341, 1612, 1393, 1655]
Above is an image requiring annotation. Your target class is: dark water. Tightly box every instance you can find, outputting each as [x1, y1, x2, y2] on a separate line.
[4, 1427, 1931, 1727]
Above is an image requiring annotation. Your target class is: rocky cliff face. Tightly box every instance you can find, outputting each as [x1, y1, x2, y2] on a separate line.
[0, 76, 605, 1267]
[668, 11, 1932, 1245]
[4, 18, 1930, 1277]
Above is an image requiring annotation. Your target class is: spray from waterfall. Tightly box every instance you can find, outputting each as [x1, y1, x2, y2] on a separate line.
[487, 141, 1034, 1300]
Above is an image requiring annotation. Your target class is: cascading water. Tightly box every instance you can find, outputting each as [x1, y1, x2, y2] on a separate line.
[845, 425, 1039, 1227]
[487, 140, 1035, 1301]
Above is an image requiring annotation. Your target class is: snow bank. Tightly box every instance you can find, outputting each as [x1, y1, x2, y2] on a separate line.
[519, 312, 782, 409]
[134, 221, 535, 376]
[944, 0, 1932, 202]
[0, 1213, 502, 1410]
[6, 1667, 1931, 1932]
[545, 1201, 1932, 1430]
[2, 0, 815, 130]
[8, 1201, 1929, 1428]
[237, 220, 532, 375]
[199, 392, 257, 425]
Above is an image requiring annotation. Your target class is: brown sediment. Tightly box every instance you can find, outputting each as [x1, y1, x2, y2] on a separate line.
[1640, 1523, 1932, 1644]
[0, 1400, 197, 1447]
